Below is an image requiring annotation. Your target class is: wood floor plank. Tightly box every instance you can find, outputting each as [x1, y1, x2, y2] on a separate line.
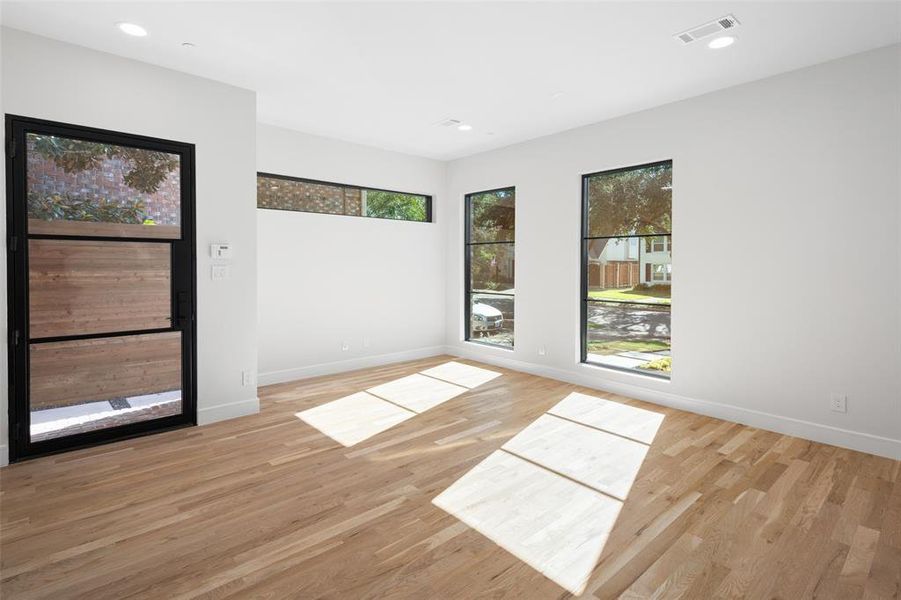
[1, 355, 898, 599]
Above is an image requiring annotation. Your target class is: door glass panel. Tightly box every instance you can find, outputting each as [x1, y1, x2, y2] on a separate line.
[29, 239, 171, 338]
[26, 132, 181, 239]
[29, 332, 182, 442]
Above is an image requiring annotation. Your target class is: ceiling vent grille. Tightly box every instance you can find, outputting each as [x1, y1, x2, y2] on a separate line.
[674, 14, 740, 45]
[436, 118, 462, 128]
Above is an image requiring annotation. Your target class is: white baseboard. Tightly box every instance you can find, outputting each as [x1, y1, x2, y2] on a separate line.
[258, 346, 447, 386]
[197, 396, 260, 426]
[446, 345, 901, 460]
[0, 444, 8, 468]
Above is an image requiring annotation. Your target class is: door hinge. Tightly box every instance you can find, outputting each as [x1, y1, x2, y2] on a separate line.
[8, 236, 18, 252]
[10, 329, 20, 347]
[6, 138, 15, 159]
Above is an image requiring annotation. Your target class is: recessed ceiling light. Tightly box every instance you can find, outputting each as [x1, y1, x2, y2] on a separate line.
[116, 22, 148, 37]
[458, 124, 473, 131]
[708, 36, 736, 49]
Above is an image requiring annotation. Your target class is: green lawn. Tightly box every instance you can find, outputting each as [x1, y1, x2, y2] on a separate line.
[587, 339, 670, 355]
[588, 286, 671, 305]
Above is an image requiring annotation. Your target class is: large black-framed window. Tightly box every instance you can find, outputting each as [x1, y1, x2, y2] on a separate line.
[465, 187, 515, 348]
[257, 172, 432, 223]
[6, 115, 197, 462]
[581, 160, 672, 378]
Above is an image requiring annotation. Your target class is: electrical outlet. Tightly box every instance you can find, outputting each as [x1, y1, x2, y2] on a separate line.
[538, 346, 547, 356]
[242, 370, 254, 386]
[341, 341, 350, 352]
[363, 337, 371, 349]
[211, 265, 230, 280]
[830, 393, 847, 413]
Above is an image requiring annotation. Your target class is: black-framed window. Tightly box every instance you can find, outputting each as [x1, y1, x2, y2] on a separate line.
[257, 172, 431, 223]
[465, 187, 515, 348]
[581, 161, 672, 378]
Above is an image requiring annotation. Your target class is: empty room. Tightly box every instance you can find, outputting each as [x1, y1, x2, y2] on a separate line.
[1, 2, 899, 599]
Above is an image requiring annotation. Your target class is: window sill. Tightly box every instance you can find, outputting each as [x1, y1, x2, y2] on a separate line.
[579, 359, 671, 382]
[464, 339, 515, 352]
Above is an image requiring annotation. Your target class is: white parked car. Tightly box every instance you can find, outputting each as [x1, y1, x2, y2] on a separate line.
[471, 303, 503, 335]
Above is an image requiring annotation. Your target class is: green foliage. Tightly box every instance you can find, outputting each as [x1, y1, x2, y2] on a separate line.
[470, 244, 513, 291]
[469, 189, 514, 242]
[638, 356, 672, 373]
[467, 189, 515, 291]
[365, 190, 428, 221]
[587, 163, 671, 236]
[29, 134, 179, 194]
[27, 191, 145, 224]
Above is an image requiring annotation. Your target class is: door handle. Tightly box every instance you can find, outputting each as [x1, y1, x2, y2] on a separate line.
[175, 291, 191, 326]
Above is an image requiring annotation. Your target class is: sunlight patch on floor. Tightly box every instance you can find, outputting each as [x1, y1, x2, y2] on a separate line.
[548, 391, 664, 444]
[420, 361, 501, 389]
[433, 449, 623, 595]
[502, 414, 650, 501]
[367, 373, 468, 413]
[296, 391, 415, 447]
[296, 361, 501, 447]
[432, 391, 664, 595]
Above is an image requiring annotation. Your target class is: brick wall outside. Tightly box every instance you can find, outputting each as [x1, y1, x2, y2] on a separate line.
[26, 139, 181, 226]
[257, 176, 362, 216]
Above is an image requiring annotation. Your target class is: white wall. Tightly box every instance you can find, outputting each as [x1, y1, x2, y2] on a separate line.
[1, 29, 260, 464]
[256, 124, 446, 384]
[443, 44, 901, 459]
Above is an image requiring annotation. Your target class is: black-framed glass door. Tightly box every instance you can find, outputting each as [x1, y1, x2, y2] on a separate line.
[6, 115, 196, 461]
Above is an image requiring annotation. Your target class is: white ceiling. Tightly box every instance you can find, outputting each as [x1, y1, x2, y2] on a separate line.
[2, 2, 899, 160]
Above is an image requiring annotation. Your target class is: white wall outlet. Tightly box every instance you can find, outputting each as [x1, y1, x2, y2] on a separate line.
[341, 341, 350, 352]
[242, 370, 254, 386]
[363, 337, 371, 349]
[211, 265, 230, 280]
[538, 346, 547, 356]
[830, 393, 847, 413]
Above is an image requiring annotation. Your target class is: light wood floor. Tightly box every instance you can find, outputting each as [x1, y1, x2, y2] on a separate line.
[1, 356, 899, 599]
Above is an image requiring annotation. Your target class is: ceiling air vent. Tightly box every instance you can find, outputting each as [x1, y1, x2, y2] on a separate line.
[674, 14, 740, 45]
[436, 118, 462, 128]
